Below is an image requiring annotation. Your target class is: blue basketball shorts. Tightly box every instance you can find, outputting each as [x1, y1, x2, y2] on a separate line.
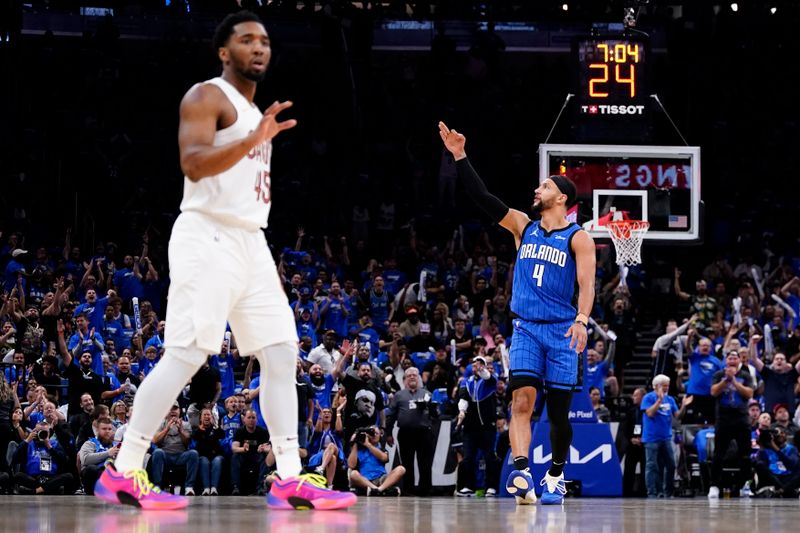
[508, 318, 582, 392]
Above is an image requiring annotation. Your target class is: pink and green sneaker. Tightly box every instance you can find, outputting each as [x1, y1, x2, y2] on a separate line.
[267, 473, 357, 510]
[94, 463, 189, 510]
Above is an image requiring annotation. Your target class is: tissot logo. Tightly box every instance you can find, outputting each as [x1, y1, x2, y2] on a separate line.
[533, 444, 613, 464]
[581, 105, 645, 115]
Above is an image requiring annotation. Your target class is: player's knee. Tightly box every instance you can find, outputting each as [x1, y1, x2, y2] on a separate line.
[511, 394, 534, 416]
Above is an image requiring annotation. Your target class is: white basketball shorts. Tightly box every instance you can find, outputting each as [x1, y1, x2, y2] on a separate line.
[163, 211, 297, 357]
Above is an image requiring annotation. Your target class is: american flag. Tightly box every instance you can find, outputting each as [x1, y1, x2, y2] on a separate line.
[668, 215, 688, 228]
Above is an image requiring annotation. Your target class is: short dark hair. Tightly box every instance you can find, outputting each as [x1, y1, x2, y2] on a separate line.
[212, 10, 263, 51]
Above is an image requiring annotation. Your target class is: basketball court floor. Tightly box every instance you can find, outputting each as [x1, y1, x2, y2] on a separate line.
[2, 496, 798, 532]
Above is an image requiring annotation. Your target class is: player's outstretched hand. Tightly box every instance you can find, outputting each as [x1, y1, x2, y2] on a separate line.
[253, 100, 297, 144]
[438, 121, 466, 159]
[565, 322, 588, 353]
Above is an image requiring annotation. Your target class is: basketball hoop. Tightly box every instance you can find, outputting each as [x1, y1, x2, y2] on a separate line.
[605, 220, 649, 266]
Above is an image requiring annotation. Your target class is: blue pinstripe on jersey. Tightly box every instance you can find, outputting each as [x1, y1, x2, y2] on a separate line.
[510, 221, 580, 323]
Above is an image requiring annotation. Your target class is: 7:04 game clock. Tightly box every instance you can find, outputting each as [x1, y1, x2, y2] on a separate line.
[574, 36, 649, 117]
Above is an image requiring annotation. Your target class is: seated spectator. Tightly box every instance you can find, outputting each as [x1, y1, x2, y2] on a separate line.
[11, 421, 73, 494]
[68, 393, 95, 443]
[771, 404, 800, 437]
[231, 409, 270, 495]
[347, 425, 405, 496]
[306, 406, 344, 489]
[220, 396, 242, 456]
[590, 387, 611, 423]
[151, 403, 199, 495]
[754, 426, 800, 496]
[78, 417, 118, 495]
[752, 412, 773, 453]
[111, 401, 128, 429]
[191, 408, 225, 496]
[75, 405, 110, 451]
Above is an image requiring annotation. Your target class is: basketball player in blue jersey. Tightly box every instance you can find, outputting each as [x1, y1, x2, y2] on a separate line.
[439, 121, 595, 505]
[93, 11, 355, 511]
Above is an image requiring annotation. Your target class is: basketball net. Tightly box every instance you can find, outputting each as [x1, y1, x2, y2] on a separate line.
[606, 219, 650, 269]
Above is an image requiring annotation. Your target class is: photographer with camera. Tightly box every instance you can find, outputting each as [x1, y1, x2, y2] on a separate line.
[455, 355, 498, 497]
[78, 417, 118, 494]
[386, 367, 437, 496]
[11, 420, 73, 494]
[347, 425, 405, 496]
[754, 426, 800, 496]
[707, 350, 755, 499]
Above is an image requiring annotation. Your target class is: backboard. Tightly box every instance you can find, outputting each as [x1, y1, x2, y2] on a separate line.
[538, 144, 702, 241]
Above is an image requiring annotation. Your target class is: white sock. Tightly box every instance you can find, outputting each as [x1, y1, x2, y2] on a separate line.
[114, 347, 204, 473]
[255, 342, 302, 479]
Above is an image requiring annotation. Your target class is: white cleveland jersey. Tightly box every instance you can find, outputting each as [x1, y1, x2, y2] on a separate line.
[179, 77, 272, 230]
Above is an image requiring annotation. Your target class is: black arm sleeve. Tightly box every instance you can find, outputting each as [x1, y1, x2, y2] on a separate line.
[456, 157, 510, 223]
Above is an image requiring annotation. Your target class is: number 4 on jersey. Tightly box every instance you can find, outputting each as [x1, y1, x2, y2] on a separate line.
[254, 170, 271, 204]
[532, 264, 545, 287]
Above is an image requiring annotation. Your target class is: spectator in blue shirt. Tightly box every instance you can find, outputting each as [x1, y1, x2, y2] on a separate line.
[210, 341, 239, 403]
[684, 334, 724, 424]
[321, 281, 350, 339]
[347, 425, 405, 496]
[641, 374, 692, 498]
[365, 276, 393, 334]
[67, 313, 105, 375]
[112, 255, 144, 304]
[73, 288, 112, 333]
[295, 308, 318, 348]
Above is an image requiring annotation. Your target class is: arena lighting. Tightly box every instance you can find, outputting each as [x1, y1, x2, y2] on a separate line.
[730, 3, 738, 11]
[562, 3, 569, 11]
[770, 6, 777, 14]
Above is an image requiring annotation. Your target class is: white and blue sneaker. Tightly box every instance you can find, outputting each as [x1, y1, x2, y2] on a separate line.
[505, 468, 536, 505]
[539, 472, 567, 505]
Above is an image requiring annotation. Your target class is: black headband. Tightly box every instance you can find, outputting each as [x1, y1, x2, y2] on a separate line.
[548, 175, 577, 207]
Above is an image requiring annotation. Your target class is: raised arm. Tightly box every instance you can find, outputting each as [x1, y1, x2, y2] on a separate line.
[438, 121, 530, 246]
[178, 83, 296, 181]
[674, 268, 691, 301]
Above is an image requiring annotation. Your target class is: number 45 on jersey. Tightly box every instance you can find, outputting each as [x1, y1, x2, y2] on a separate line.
[254, 170, 271, 204]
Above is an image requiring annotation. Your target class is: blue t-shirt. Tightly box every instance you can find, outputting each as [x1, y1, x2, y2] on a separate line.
[381, 270, 406, 295]
[641, 392, 678, 443]
[296, 318, 318, 347]
[322, 296, 350, 339]
[686, 351, 724, 395]
[102, 317, 127, 352]
[584, 361, 609, 399]
[210, 353, 237, 400]
[357, 443, 387, 480]
[113, 268, 144, 303]
[353, 327, 380, 358]
[67, 331, 105, 375]
[145, 335, 164, 353]
[73, 297, 109, 334]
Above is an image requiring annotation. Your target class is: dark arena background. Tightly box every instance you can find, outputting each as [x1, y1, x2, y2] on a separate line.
[1, 1, 800, 532]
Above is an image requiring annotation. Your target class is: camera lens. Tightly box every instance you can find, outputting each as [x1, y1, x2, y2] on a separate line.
[37, 430, 49, 440]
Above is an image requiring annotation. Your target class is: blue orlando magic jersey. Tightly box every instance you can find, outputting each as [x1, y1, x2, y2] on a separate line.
[510, 221, 581, 323]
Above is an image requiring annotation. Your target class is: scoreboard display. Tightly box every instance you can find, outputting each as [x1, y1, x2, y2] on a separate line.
[572, 36, 651, 142]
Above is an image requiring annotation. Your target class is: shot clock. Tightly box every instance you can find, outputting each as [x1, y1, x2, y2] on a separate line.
[572, 35, 651, 142]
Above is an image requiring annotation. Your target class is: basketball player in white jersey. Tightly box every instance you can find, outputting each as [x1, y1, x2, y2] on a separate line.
[94, 11, 356, 511]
